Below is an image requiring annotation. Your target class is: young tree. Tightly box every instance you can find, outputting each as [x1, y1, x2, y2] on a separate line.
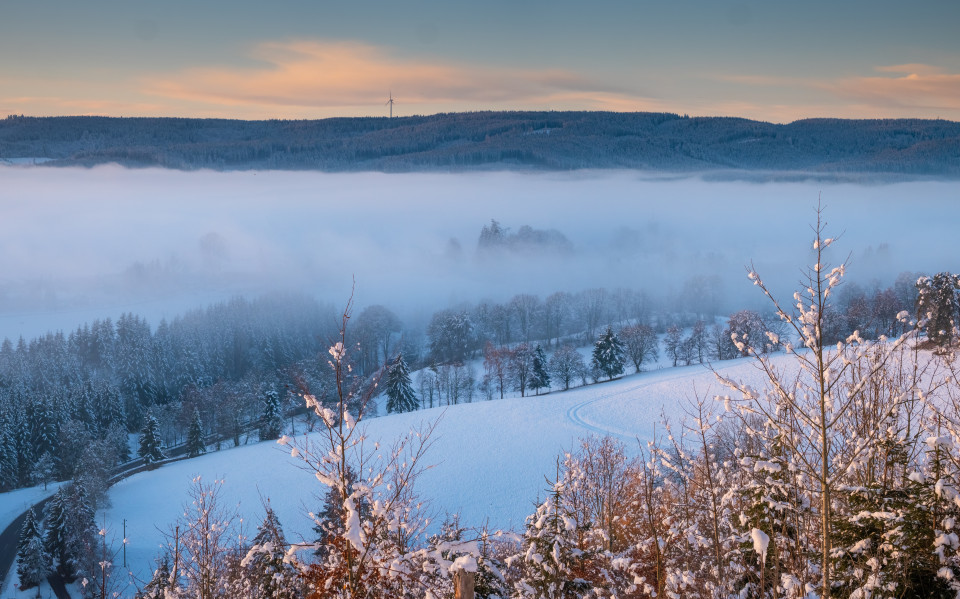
[509, 343, 534, 397]
[238, 504, 301, 599]
[529, 344, 551, 395]
[17, 507, 50, 589]
[664, 325, 683, 367]
[591, 326, 625, 381]
[137, 413, 165, 465]
[620, 324, 659, 373]
[289, 297, 441, 597]
[714, 207, 920, 599]
[916, 272, 960, 350]
[186, 408, 205, 458]
[259, 389, 284, 441]
[548, 345, 586, 391]
[515, 471, 591, 598]
[385, 352, 419, 413]
[483, 342, 509, 400]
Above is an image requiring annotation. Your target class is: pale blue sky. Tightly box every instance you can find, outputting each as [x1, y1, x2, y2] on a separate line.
[2, 0, 958, 121]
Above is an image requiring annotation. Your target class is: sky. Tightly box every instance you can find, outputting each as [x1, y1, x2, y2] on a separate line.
[1, 0, 959, 122]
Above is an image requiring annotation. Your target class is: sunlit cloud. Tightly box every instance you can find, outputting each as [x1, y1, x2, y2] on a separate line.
[142, 40, 649, 115]
[826, 64, 960, 114]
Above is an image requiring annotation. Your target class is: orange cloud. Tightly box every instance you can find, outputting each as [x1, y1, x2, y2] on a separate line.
[827, 64, 960, 113]
[142, 40, 648, 113]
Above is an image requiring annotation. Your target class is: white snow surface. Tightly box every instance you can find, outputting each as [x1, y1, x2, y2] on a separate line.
[0, 483, 63, 536]
[102, 355, 774, 590]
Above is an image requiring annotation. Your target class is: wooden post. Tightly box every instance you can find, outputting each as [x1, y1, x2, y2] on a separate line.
[454, 570, 475, 599]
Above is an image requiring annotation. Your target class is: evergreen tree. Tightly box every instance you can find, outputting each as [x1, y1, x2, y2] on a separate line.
[258, 390, 284, 441]
[17, 507, 50, 589]
[916, 272, 960, 349]
[185, 408, 205, 458]
[64, 482, 97, 582]
[0, 415, 19, 491]
[590, 326, 625, 381]
[385, 352, 418, 413]
[314, 466, 368, 559]
[137, 555, 172, 599]
[528, 344, 551, 395]
[44, 487, 71, 577]
[240, 505, 301, 599]
[137, 413, 165, 465]
[516, 478, 591, 598]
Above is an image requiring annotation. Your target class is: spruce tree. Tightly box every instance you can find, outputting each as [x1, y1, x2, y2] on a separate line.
[259, 390, 284, 441]
[44, 488, 71, 577]
[591, 326, 625, 381]
[186, 408, 205, 458]
[528, 344, 551, 395]
[385, 352, 418, 414]
[138, 555, 172, 599]
[137, 413, 165, 465]
[240, 505, 301, 599]
[17, 507, 50, 589]
[516, 478, 590, 598]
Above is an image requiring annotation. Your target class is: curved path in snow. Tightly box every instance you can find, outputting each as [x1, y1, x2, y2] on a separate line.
[564, 359, 750, 443]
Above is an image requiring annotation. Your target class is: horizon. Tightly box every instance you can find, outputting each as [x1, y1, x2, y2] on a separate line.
[2, 1, 959, 123]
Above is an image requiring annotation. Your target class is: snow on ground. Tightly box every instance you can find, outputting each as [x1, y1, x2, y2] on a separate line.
[0, 483, 63, 537]
[101, 354, 777, 593]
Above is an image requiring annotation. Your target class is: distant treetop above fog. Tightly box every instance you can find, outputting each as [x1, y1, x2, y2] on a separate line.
[478, 219, 574, 256]
[1, 111, 959, 178]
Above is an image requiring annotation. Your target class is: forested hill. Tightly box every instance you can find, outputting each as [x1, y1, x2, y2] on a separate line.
[2, 111, 959, 177]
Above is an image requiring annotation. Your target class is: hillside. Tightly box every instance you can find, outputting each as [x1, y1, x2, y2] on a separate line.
[95, 356, 772, 595]
[2, 112, 959, 177]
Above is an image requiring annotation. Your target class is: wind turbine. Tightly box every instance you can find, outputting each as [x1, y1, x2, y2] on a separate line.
[386, 92, 395, 118]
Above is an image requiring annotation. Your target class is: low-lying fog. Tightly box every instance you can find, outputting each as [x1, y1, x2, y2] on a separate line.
[1, 166, 957, 340]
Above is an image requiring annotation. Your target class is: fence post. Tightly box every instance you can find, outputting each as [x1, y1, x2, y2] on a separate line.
[454, 570, 475, 599]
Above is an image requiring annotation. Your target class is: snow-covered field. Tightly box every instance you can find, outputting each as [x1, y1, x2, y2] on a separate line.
[101, 354, 776, 592]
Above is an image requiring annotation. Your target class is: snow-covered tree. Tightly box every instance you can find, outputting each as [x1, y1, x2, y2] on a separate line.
[548, 345, 586, 391]
[715, 206, 923, 598]
[385, 352, 418, 413]
[529, 344, 551, 395]
[515, 476, 591, 598]
[44, 487, 71, 577]
[510, 343, 534, 397]
[916, 272, 960, 350]
[619, 323, 659, 373]
[137, 413, 165, 465]
[186, 408, 205, 458]
[289, 298, 441, 598]
[17, 507, 50, 589]
[591, 327, 624, 381]
[238, 504, 301, 599]
[259, 389, 284, 441]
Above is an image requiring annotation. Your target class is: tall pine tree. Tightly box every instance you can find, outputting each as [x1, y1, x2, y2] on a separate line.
[385, 353, 418, 414]
[137, 413, 165, 465]
[239, 505, 301, 599]
[17, 507, 50, 589]
[186, 408, 205, 458]
[43, 487, 71, 577]
[259, 390, 284, 441]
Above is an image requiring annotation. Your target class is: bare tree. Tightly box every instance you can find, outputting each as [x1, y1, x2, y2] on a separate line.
[713, 206, 924, 598]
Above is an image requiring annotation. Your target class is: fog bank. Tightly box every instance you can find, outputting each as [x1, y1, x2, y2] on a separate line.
[1, 166, 956, 339]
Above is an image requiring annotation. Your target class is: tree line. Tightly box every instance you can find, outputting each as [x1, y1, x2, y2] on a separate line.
[4, 113, 960, 176]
